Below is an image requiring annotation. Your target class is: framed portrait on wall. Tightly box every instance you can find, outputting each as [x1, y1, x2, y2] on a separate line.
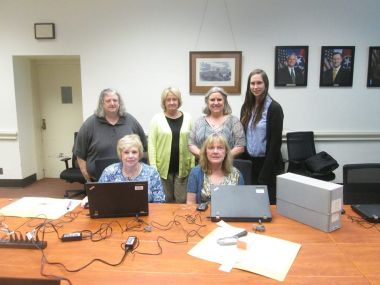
[320, 46, 355, 87]
[274, 46, 308, 87]
[189, 51, 242, 94]
[367, 46, 380, 87]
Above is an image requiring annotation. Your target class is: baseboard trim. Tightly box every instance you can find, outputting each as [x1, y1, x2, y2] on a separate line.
[0, 174, 37, 187]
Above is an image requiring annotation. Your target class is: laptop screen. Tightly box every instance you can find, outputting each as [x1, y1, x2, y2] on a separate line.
[210, 185, 272, 222]
[85, 181, 149, 218]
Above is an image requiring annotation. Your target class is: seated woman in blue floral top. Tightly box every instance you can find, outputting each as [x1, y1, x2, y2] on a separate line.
[99, 134, 165, 203]
[186, 133, 244, 204]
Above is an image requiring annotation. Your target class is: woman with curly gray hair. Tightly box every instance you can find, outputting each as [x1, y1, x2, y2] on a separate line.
[75, 88, 147, 181]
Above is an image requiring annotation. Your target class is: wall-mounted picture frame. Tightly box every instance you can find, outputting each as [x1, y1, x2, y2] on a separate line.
[189, 51, 242, 94]
[367, 46, 380, 87]
[275, 46, 308, 87]
[34, 23, 55, 39]
[320, 46, 355, 87]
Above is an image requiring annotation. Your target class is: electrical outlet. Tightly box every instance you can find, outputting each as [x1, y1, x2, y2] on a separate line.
[0, 168, 3, 175]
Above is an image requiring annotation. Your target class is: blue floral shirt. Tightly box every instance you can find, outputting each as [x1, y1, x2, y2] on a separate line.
[99, 162, 165, 203]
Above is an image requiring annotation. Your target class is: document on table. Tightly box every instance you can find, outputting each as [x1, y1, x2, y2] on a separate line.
[0, 197, 81, 219]
[188, 224, 301, 282]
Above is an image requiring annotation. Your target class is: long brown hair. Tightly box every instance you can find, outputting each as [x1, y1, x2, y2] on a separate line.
[240, 69, 269, 129]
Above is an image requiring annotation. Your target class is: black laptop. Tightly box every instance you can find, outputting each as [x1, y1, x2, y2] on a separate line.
[85, 181, 149, 218]
[351, 204, 380, 223]
[210, 185, 272, 222]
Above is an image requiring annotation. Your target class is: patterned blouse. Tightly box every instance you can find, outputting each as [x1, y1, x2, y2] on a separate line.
[201, 167, 241, 202]
[99, 162, 165, 203]
[189, 115, 246, 150]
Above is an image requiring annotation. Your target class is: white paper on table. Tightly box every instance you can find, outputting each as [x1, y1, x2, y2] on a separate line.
[188, 225, 301, 281]
[0, 197, 82, 219]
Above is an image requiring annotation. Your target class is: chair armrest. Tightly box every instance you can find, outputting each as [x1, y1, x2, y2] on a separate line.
[60, 157, 71, 169]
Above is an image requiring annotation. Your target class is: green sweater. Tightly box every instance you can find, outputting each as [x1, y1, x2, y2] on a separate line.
[148, 111, 195, 179]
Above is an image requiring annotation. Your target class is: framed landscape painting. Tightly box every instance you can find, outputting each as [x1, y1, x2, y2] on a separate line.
[189, 51, 242, 94]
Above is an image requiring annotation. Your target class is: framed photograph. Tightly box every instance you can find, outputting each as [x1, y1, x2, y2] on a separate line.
[189, 51, 242, 94]
[275, 46, 308, 87]
[320, 46, 355, 87]
[367, 46, 380, 87]
[34, 23, 55, 39]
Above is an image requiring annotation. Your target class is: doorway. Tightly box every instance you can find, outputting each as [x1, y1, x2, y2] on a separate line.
[14, 56, 83, 179]
[34, 57, 83, 178]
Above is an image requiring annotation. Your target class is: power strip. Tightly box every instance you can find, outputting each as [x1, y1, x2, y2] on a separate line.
[0, 236, 47, 249]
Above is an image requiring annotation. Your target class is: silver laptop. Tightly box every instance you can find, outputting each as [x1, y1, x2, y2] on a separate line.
[210, 185, 272, 222]
[85, 181, 149, 218]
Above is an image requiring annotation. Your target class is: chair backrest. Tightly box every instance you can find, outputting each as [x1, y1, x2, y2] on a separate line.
[94, 157, 149, 181]
[94, 158, 120, 181]
[71, 132, 79, 169]
[233, 159, 253, 185]
[60, 132, 86, 185]
[286, 131, 316, 161]
[343, 163, 380, 204]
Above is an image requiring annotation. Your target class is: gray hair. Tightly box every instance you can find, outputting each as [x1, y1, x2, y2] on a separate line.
[94, 88, 127, 117]
[202, 87, 232, 115]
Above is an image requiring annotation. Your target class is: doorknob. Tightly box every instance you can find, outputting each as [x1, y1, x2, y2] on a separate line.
[41, 118, 46, 130]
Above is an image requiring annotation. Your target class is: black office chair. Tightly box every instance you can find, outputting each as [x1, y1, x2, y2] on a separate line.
[94, 158, 120, 181]
[60, 132, 86, 198]
[343, 163, 380, 204]
[233, 158, 253, 185]
[286, 131, 336, 181]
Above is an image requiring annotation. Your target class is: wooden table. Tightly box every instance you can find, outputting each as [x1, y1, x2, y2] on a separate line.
[0, 200, 380, 285]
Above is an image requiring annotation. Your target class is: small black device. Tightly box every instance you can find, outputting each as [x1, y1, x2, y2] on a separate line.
[61, 232, 83, 242]
[196, 202, 208, 211]
[125, 236, 137, 251]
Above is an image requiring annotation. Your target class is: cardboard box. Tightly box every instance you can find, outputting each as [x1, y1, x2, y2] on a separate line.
[276, 173, 343, 232]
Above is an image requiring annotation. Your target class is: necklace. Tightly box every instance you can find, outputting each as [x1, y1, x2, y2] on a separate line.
[123, 163, 142, 181]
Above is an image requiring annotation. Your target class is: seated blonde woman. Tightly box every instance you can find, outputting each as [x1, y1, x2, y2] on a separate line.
[186, 133, 244, 204]
[99, 134, 165, 203]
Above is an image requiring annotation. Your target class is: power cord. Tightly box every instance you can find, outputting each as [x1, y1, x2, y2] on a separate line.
[347, 214, 380, 230]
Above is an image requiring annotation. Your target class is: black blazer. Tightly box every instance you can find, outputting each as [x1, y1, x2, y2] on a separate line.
[322, 67, 351, 86]
[242, 99, 284, 185]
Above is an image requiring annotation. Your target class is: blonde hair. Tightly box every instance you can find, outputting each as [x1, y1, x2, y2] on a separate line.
[117, 134, 143, 159]
[199, 133, 233, 175]
[160, 87, 182, 111]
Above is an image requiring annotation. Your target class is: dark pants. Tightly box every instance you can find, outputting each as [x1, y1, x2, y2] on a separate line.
[248, 156, 277, 205]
